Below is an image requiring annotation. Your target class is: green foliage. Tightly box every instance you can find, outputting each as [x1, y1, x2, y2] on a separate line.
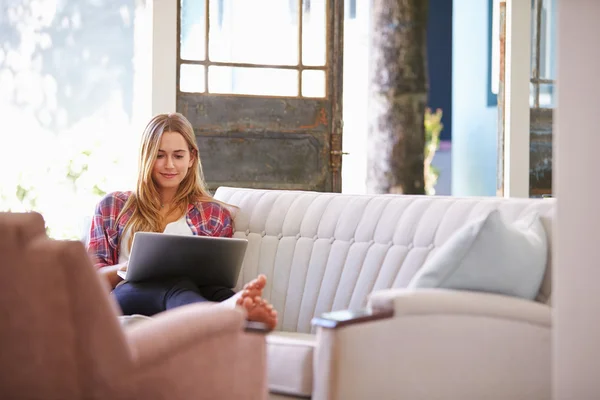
[424, 108, 444, 195]
[3, 147, 108, 240]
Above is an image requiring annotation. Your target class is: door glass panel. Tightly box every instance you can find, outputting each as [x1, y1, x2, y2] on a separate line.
[529, 82, 554, 108]
[529, 0, 556, 109]
[302, 0, 327, 66]
[302, 70, 326, 97]
[180, 0, 206, 61]
[209, 66, 298, 96]
[180, 64, 206, 93]
[209, 0, 299, 66]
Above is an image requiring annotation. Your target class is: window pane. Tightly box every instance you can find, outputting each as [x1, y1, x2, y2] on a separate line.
[529, 0, 556, 81]
[180, 0, 206, 61]
[209, 0, 299, 65]
[180, 64, 206, 92]
[209, 66, 298, 96]
[302, 0, 326, 66]
[530, 82, 555, 108]
[302, 70, 326, 97]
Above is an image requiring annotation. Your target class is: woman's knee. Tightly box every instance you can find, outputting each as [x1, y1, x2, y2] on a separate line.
[165, 277, 200, 292]
[112, 281, 165, 316]
[163, 277, 208, 309]
[113, 277, 203, 314]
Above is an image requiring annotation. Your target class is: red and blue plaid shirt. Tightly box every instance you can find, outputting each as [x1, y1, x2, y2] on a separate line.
[87, 191, 233, 268]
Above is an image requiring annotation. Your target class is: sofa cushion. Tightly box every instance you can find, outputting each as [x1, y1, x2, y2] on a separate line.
[267, 332, 315, 398]
[408, 210, 547, 300]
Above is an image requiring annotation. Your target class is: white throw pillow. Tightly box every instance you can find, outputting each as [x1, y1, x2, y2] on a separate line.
[408, 210, 547, 300]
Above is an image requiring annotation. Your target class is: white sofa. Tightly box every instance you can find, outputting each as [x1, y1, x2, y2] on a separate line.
[214, 186, 555, 400]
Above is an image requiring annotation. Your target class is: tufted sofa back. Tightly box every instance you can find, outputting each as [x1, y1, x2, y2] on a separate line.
[214, 187, 555, 333]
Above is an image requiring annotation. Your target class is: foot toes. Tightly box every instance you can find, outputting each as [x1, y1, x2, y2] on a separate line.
[242, 297, 254, 309]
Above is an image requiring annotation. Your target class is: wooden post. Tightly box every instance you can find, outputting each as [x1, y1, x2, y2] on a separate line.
[496, 1, 507, 197]
[367, 0, 429, 195]
[502, 0, 531, 198]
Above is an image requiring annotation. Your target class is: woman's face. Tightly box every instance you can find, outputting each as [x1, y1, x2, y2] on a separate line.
[151, 131, 194, 193]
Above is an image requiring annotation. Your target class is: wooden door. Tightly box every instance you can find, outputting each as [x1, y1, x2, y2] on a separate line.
[177, 0, 344, 192]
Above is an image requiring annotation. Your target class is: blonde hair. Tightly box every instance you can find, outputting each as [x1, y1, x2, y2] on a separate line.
[118, 113, 219, 250]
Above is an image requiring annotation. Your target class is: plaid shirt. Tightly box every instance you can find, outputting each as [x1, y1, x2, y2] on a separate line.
[87, 191, 233, 268]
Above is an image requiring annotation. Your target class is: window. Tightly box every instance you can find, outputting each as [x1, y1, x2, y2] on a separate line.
[178, 0, 328, 98]
[0, 0, 146, 238]
[530, 0, 556, 108]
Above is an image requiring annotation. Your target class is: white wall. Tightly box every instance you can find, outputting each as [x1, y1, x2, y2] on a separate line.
[341, 2, 371, 194]
[553, 0, 600, 398]
[151, 0, 177, 116]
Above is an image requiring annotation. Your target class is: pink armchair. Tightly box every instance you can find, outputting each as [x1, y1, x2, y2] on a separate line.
[0, 212, 268, 400]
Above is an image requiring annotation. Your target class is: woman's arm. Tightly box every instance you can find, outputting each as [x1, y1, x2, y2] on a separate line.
[87, 192, 130, 289]
[98, 262, 127, 289]
[87, 194, 119, 267]
[88, 200, 121, 289]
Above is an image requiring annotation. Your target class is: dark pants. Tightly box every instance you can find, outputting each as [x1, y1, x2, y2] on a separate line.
[113, 277, 236, 316]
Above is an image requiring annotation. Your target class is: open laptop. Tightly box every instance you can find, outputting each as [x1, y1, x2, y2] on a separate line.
[119, 232, 248, 288]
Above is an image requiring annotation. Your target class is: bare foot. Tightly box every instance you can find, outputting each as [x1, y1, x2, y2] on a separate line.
[240, 274, 267, 300]
[236, 275, 277, 330]
[238, 296, 278, 330]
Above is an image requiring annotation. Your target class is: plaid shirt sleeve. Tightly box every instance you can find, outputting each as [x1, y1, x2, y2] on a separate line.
[87, 192, 128, 268]
[193, 202, 234, 238]
[213, 205, 233, 237]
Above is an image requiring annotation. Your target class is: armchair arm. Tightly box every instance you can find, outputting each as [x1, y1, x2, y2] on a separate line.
[311, 289, 551, 400]
[126, 303, 245, 366]
[368, 288, 551, 327]
[125, 304, 268, 400]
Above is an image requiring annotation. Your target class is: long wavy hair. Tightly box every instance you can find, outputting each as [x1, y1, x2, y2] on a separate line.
[118, 113, 219, 251]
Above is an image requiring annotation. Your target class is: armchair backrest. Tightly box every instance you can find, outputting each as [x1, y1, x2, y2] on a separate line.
[0, 212, 130, 399]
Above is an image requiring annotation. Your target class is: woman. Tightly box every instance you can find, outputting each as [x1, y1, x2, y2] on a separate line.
[87, 112, 277, 329]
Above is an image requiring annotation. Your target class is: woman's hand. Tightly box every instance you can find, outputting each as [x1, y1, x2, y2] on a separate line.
[98, 262, 127, 290]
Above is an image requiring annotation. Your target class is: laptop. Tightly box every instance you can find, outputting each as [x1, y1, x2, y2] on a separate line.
[119, 232, 248, 288]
